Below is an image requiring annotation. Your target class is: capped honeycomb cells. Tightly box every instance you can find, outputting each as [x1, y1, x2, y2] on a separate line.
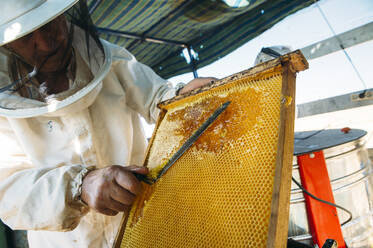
[121, 68, 284, 247]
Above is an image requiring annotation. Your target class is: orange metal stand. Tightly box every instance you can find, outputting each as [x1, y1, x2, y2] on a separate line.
[297, 151, 345, 248]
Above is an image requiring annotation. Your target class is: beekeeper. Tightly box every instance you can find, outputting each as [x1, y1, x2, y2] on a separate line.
[0, 0, 214, 247]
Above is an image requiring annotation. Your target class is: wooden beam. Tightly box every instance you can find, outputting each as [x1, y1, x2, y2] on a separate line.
[301, 21, 373, 60]
[297, 88, 373, 118]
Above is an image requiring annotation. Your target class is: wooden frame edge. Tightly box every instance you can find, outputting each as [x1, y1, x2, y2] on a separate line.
[266, 61, 297, 247]
[159, 50, 307, 108]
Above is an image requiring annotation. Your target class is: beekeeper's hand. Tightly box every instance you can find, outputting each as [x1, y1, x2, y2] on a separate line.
[178, 77, 218, 95]
[81, 165, 148, 216]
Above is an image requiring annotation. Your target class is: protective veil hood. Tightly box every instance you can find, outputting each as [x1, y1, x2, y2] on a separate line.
[0, 27, 112, 118]
[0, 0, 79, 46]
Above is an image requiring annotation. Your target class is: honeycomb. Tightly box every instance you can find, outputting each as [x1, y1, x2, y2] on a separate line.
[120, 65, 289, 247]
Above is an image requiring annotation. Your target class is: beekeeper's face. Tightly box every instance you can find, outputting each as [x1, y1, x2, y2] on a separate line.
[4, 15, 71, 73]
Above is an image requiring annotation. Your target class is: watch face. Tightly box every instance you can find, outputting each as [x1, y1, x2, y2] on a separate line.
[175, 83, 185, 95]
[176, 82, 185, 89]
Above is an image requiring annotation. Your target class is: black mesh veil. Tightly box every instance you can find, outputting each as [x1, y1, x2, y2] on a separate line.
[65, 0, 104, 62]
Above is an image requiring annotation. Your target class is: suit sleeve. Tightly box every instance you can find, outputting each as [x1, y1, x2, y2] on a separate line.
[109, 43, 176, 123]
[0, 118, 90, 231]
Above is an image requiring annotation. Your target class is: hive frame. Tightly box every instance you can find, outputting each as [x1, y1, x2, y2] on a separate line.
[113, 50, 308, 248]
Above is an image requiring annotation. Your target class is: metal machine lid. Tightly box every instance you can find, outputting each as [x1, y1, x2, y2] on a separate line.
[294, 128, 367, 156]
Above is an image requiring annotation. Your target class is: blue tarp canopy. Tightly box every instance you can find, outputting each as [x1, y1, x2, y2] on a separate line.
[89, 0, 316, 78]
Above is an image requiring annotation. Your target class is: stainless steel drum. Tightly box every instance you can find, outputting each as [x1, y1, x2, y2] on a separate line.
[288, 129, 373, 247]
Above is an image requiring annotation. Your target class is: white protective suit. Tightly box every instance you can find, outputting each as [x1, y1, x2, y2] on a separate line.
[0, 27, 176, 247]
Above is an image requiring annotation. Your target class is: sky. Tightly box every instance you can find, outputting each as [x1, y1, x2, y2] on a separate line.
[142, 0, 373, 137]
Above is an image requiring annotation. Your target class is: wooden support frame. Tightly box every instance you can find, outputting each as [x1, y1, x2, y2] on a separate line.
[113, 51, 308, 248]
[266, 59, 297, 247]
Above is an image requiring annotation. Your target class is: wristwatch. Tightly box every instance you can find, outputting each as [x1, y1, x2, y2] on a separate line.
[175, 82, 186, 96]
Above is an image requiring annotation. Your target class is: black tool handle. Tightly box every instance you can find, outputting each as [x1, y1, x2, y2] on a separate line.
[134, 173, 153, 185]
